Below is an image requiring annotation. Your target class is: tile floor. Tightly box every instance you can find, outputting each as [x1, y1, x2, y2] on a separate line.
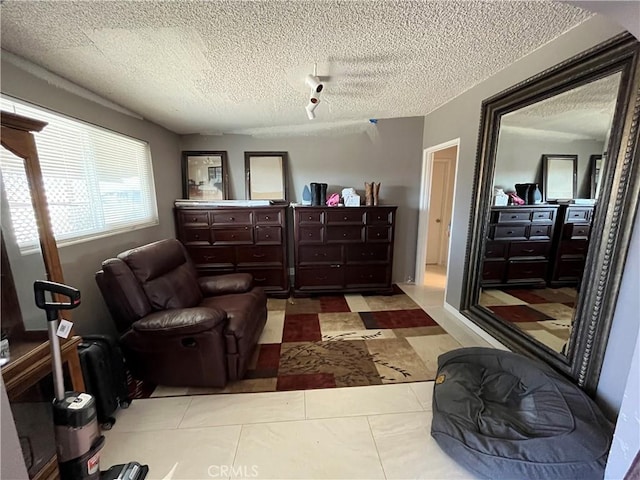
[101, 270, 488, 479]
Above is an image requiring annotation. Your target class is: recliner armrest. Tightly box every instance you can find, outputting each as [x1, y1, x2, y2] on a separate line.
[199, 273, 254, 296]
[132, 307, 227, 336]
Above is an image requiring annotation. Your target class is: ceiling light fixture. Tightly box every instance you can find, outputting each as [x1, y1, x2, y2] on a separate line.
[305, 64, 324, 120]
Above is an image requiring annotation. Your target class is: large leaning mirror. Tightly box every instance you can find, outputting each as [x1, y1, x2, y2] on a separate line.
[244, 151, 288, 202]
[461, 33, 640, 394]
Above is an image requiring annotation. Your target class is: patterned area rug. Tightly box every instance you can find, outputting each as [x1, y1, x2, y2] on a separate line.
[130, 285, 461, 398]
[479, 287, 577, 353]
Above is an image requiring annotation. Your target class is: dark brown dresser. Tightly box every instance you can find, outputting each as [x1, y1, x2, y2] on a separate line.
[174, 205, 289, 296]
[481, 205, 559, 287]
[548, 204, 595, 287]
[292, 205, 397, 295]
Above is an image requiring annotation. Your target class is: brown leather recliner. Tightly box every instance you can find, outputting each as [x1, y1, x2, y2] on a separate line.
[95, 238, 267, 388]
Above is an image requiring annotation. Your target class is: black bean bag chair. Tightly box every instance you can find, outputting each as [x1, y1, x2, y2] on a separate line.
[431, 347, 613, 480]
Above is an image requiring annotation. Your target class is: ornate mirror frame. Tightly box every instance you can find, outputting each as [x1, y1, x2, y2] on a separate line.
[460, 33, 640, 395]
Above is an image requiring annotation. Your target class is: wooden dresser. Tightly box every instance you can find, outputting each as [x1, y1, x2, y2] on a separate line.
[481, 205, 559, 288]
[174, 205, 289, 296]
[292, 205, 397, 295]
[548, 204, 595, 287]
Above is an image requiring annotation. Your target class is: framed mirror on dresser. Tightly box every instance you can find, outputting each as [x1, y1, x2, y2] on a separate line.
[460, 33, 640, 395]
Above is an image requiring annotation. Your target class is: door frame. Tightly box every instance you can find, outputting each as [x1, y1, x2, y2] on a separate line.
[415, 138, 460, 292]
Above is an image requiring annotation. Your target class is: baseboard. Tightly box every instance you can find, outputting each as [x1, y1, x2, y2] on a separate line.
[443, 302, 510, 350]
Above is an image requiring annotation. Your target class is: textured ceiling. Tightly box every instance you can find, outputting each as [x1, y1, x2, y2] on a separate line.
[0, 1, 593, 136]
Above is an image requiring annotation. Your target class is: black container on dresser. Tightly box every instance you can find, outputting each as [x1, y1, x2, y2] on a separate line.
[548, 204, 595, 287]
[292, 206, 397, 295]
[174, 205, 289, 297]
[481, 205, 559, 288]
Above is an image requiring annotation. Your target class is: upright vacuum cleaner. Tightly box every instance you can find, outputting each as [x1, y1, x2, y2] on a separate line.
[34, 280, 148, 480]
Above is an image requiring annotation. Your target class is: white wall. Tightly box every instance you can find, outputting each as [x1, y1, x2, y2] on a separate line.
[180, 116, 425, 283]
[1, 58, 182, 335]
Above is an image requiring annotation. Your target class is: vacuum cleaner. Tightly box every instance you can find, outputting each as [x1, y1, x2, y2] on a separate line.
[34, 280, 149, 480]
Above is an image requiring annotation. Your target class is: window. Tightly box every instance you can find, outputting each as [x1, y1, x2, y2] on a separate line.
[1, 97, 158, 249]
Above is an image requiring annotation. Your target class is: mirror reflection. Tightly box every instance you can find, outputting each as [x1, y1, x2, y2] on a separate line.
[479, 72, 621, 355]
[182, 151, 229, 200]
[0, 153, 48, 338]
[244, 151, 288, 202]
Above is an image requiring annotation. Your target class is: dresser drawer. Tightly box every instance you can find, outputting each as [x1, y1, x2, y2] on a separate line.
[296, 266, 343, 290]
[493, 225, 527, 240]
[531, 209, 556, 223]
[236, 245, 283, 266]
[496, 210, 531, 223]
[346, 244, 390, 263]
[344, 265, 388, 287]
[484, 242, 506, 259]
[326, 209, 365, 224]
[298, 245, 342, 265]
[211, 210, 252, 225]
[255, 226, 282, 244]
[212, 227, 252, 244]
[298, 225, 324, 244]
[178, 210, 209, 227]
[326, 225, 364, 243]
[481, 260, 506, 282]
[238, 267, 287, 290]
[564, 223, 590, 240]
[366, 226, 392, 243]
[528, 224, 553, 240]
[506, 260, 548, 282]
[509, 241, 550, 258]
[556, 258, 586, 280]
[298, 210, 324, 224]
[565, 207, 591, 223]
[182, 228, 211, 245]
[187, 247, 234, 267]
[255, 209, 282, 225]
[559, 239, 589, 257]
[366, 209, 394, 225]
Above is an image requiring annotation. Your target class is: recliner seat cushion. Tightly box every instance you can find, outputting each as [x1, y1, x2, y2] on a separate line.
[431, 347, 613, 480]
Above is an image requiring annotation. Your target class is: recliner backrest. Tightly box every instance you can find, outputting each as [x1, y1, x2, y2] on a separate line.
[119, 239, 203, 310]
[96, 239, 203, 332]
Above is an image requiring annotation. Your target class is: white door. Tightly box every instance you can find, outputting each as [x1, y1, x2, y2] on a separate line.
[426, 160, 447, 264]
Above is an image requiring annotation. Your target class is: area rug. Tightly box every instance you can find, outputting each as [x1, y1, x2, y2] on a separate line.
[129, 285, 462, 399]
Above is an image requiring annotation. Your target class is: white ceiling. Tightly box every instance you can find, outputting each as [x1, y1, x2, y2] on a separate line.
[0, 1, 594, 136]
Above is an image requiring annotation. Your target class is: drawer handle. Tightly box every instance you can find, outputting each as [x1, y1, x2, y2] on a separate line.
[317, 275, 327, 280]
[522, 249, 535, 253]
[343, 233, 347, 237]
[507, 231, 514, 234]
[231, 235, 236, 239]
[265, 216, 270, 220]
[376, 233, 381, 237]
[204, 256, 215, 261]
[265, 234, 271, 239]
[573, 214, 580, 217]
[511, 215, 518, 218]
[194, 234, 200, 239]
[315, 253, 327, 257]
[344, 216, 348, 220]
[377, 216, 382, 220]
[255, 277, 267, 282]
[308, 233, 313, 237]
[523, 270, 534, 274]
[192, 217, 198, 222]
[229, 217, 235, 221]
[253, 253, 266, 258]
[308, 216, 313, 220]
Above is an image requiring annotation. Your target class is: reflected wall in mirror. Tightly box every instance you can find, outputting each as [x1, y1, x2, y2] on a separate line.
[462, 34, 640, 394]
[244, 151, 288, 202]
[181, 151, 229, 200]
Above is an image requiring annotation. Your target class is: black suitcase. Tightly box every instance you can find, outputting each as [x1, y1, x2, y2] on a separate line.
[78, 334, 131, 429]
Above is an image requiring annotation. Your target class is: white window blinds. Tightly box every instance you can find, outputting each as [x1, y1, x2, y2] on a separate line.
[1, 97, 158, 249]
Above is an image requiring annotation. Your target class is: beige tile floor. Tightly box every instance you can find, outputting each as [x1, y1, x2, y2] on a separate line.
[101, 272, 487, 480]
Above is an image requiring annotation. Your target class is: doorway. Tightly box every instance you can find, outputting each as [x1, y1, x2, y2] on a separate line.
[415, 139, 459, 294]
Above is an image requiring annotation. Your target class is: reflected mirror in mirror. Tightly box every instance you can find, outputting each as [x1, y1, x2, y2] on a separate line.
[244, 151, 288, 202]
[0, 153, 49, 343]
[181, 151, 229, 200]
[480, 71, 621, 356]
